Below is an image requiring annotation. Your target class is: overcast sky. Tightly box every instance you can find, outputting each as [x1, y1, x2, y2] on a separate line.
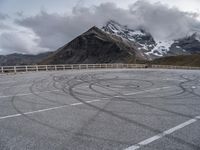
[0, 0, 200, 54]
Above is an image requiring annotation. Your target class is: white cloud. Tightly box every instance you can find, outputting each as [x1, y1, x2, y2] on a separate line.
[128, 1, 200, 40]
[0, 29, 48, 54]
[0, 0, 200, 54]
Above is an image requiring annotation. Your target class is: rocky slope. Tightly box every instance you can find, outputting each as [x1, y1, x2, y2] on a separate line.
[102, 20, 200, 59]
[41, 21, 200, 64]
[41, 26, 144, 64]
[102, 20, 156, 57]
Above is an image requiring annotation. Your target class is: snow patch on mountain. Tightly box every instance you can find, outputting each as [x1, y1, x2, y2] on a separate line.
[102, 20, 156, 51]
[102, 20, 147, 42]
[146, 40, 174, 56]
[195, 33, 200, 42]
[129, 30, 146, 37]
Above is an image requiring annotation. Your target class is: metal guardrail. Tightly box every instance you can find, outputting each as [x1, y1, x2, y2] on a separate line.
[0, 64, 200, 73]
[0, 64, 145, 73]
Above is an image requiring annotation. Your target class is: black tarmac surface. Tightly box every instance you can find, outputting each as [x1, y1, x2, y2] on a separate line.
[0, 69, 200, 150]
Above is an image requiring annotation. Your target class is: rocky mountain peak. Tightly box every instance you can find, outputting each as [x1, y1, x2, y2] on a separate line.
[102, 20, 200, 58]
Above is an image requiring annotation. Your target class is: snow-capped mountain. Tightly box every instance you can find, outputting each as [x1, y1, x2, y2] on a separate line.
[172, 33, 200, 54]
[102, 20, 156, 52]
[195, 33, 200, 42]
[146, 40, 174, 57]
[102, 20, 200, 59]
[41, 21, 200, 65]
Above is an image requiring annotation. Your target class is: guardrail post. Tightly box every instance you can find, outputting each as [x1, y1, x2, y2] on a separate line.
[25, 66, 28, 72]
[36, 66, 38, 72]
[63, 65, 65, 70]
[14, 66, 17, 73]
[55, 65, 57, 71]
[1, 67, 3, 73]
[46, 65, 48, 71]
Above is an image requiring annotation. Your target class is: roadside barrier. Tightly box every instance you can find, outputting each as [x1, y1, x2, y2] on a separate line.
[0, 64, 200, 73]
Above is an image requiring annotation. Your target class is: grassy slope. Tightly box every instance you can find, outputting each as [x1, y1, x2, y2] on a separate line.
[151, 54, 200, 67]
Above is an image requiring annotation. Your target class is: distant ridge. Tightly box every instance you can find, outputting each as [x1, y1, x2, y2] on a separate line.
[0, 52, 52, 66]
[152, 54, 200, 67]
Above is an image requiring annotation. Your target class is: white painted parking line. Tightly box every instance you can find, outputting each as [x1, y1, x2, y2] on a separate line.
[123, 87, 170, 96]
[0, 89, 60, 98]
[70, 102, 84, 106]
[125, 116, 200, 150]
[0, 86, 171, 99]
[0, 84, 31, 89]
[0, 99, 103, 120]
[0, 81, 16, 84]
[0, 86, 171, 120]
[196, 116, 200, 119]
[0, 86, 172, 120]
[0, 86, 172, 119]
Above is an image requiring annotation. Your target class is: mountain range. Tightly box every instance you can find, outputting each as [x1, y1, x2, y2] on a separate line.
[0, 52, 52, 66]
[41, 20, 200, 64]
[1, 20, 200, 66]
[102, 20, 200, 59]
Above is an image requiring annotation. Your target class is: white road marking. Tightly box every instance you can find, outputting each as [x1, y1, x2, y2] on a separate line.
[0, 99, 102, 120]
[196, 116, 200, 119]
[163, 79, 184, 81]
[113, 87, 170, 98]
[114, 96, 121, 98]
[0, 84, 31, 89]
[0, 114, 21, 119]
[0, 81, 16, 84]
[124, 87, 170, 96]
[0, 86, 171, 120]
[192, 86, 196, 89]
[70, 102, 83, 106]
[86, 99, 102, 103]
[125, 116, 200, 150]
[0, 89, 60, 98]
[0, 86, 170, 99]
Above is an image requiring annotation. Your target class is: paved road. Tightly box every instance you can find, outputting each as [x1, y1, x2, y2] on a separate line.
[0, 69, 200, 150]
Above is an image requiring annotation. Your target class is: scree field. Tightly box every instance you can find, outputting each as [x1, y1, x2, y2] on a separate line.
[0, 69, 200, 150]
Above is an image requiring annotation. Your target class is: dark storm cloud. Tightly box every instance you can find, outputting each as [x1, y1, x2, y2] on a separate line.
[10, 0, 200, 53]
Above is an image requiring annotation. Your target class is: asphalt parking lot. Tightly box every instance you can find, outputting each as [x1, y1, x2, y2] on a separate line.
[0, 68, 200, 150]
